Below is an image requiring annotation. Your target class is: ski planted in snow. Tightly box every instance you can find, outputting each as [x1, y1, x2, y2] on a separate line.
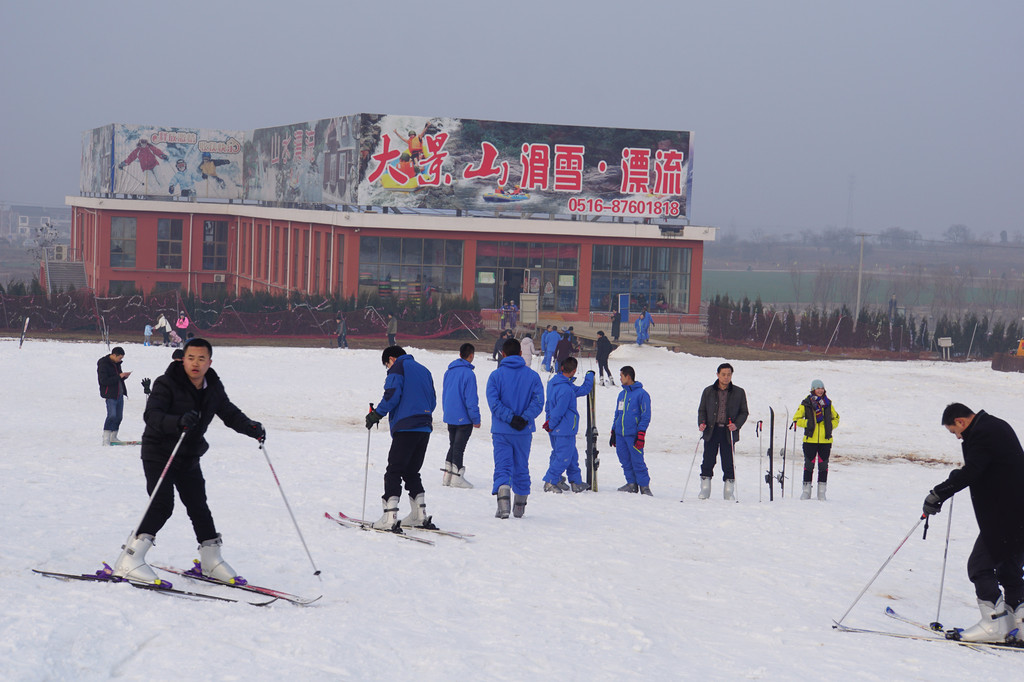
[585, 379, 599, 492]
[324, 512, 434, 545]
[19, 317, 30, 349]
[764, 407, 775, 501]
[776, 407, 789, 496]
[834, 618, 1024, 652]
[32, 566, 274, 605]
[154, 563, 321, 605]
[334, 511, 472, 540]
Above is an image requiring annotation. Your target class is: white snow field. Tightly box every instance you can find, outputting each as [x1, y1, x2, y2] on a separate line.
[3, 337, 1023, 680]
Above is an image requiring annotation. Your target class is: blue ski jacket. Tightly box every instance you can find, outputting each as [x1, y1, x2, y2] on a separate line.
[612, 381, 651, 437]
[545, 371, 595, 436]
[442, 358, 481, 426]
[486, 354, 544, 435]
[542, 330, 560, 353]
[373, 354, 436, 434]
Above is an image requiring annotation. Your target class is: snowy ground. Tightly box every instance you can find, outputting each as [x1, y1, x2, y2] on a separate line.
[3, 337, 1024, 680]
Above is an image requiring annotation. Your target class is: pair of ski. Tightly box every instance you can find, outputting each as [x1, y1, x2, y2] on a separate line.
[833, 606, 1024, 653]
[324, 511, 473, 546]
[762, 407, 798, 501]
[34, 564, 320, 606]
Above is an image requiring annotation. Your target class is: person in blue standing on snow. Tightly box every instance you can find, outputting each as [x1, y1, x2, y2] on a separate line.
[542, 324, 560, 372]
[541, 357, 595, 494]
[486, 337, 544, 519]
[634, 306, 653, 345]
[441, 342, 481, 489]
[610, 365, 653, 495]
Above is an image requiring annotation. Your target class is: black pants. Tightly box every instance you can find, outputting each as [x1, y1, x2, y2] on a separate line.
[967, 535, 1024, 606]
[446, 424, 473, 469]
[387, 334, 396, 346]
[138, 458, 217, 542]
[802, 442, 832, 483]
[700, 426, 735, 479]
[337, 333, 347, 348]
[597, 357, 612, 379]
[384, 431, 430, 500]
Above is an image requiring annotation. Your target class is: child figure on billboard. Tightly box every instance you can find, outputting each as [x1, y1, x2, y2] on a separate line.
[169, 159, 199, 199]
[198, 152, 229, 189]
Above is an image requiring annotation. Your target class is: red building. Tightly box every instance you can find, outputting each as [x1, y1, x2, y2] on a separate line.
[67, 196, 713, 323]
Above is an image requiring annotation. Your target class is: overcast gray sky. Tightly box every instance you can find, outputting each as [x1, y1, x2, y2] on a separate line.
[2, 0, 1021, 238]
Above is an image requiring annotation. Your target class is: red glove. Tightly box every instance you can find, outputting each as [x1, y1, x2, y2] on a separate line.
[542, 420, 551, 432]
[633, 430, 646, 450]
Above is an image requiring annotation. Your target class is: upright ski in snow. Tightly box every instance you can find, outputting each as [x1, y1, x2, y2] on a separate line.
[777, 407, 789, 497]
[19, 317, 30, 349]
[585, 380, 599, 491]
[765, 407, 775, 501]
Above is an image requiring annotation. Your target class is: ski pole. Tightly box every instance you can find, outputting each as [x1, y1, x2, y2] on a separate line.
[756, 420, 763, 503]
[258, 440, 321, 578]
[125, 429, 187, 545]
[790, 421, 798, 498]
[727, 420, 739, 503]
[931, 497, 955, 630]
[834, 514, 926, 628]
[360, 403, 375, 523]
[679, 438, 703, 502]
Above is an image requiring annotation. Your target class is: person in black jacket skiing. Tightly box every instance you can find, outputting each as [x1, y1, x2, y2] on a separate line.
[595, 331, 614, 386]
[923, 403, 1024, 642]
[97, 347, 131, 446]
[112, 338, 264, 586]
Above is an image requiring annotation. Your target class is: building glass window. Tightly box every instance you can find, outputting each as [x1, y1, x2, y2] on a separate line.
[110, 217, 136, 268]
[157, 219, 183, 269]
[591, 245, 690, 312]
[358, 236, 464, 300]
[108, 279, 136, 295]
[475, 241, 579, 311]
[203, 220, 228, 270]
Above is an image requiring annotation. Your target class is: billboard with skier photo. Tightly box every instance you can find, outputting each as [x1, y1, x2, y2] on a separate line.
[243, 115, 360, 205]
[111, 125, 245, 200]
[354, 114, 692, 220]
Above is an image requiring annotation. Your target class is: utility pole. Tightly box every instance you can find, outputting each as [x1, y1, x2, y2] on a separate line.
[853, 232, 869, 331]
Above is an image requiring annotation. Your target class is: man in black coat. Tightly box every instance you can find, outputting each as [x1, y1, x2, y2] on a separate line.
[112, 338, 264, 587]
[923, 403, 1024, 642]
[595, 331, 614, 386]
[696, 363, 749, 501]
[97, 346, 131, 445]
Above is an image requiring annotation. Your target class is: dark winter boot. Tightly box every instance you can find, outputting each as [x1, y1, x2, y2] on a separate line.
[512, 494, 528, 518]
[617, 482, 639, 493]
[698, 476, 712, 500]
[571, 481, 590, 493]
[640, 486, 653, 496]
[557, 476, 570, 491]
[372, 496, 401, 531]
[495, 485, 511, 519]
[543, 481, 564, 494]
[959, 597, 1015, 642]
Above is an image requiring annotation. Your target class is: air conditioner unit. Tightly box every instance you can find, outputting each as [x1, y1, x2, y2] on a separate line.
[213, 274, 226, 283]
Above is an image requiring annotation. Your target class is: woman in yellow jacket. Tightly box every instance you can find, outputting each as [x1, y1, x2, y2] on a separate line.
[793, 379, 839, 500]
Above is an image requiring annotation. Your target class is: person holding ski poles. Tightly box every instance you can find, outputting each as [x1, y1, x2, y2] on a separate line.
[697, 363, 748, 501]
[793, 379, 839, 501]
[610, 365, 652, 495]
[922, 402, 1024, 643]
[111, 338, 264, 586]
[541, 357, 595, 494]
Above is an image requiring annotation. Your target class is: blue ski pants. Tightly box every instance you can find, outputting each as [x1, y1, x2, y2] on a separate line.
[543, 434, 582, 485]
[491, 432, 533, 496]
[615, 437, 650, 487]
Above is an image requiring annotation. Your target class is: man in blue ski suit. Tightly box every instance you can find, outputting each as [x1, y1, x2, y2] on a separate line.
[542, 325, 560, 372]
[634, 307, 653, 345]
[486, 337, 544, 519]
[610, 365, 653, 495]
[542, 357, 595, 494]
[366, 346, 437, 530]
[441, 342, 481, 489]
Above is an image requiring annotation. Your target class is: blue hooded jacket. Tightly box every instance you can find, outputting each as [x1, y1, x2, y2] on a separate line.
[442, 357, 481, 426]
[542, 329, 560, 353]
[545, 371, 595, 436]
[374, 354, 436, 434]
[612, 381, 651, 437]
[486, 354, 544, 434]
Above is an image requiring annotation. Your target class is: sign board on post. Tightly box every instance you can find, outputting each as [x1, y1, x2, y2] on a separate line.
[519, 293, 539, 328]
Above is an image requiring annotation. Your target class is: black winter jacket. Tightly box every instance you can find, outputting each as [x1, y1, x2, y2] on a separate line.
[933, 410, 1024, 561]
[697, 381, 749, 442]
[141, 361, 252, 466]
[97, 355, 128, 399]
[595, 336, 613, 362]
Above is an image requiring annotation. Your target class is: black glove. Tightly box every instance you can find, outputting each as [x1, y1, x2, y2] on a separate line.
[247, 420, 265, 441]
[585, 370, 595, 378]
[509, 415, 528, 431]
[923, 490, 944, 515]
[609, 431, 617, 447]
[141, 377, 152, 395]
[178, 410, 200, 431]
[365, 411, 383, 430]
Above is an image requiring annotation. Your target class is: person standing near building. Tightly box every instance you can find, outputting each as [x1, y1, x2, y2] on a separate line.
[542, 357, 595, 494]
[154, 313, 172, 346]
[486, 337, 544, 519]
[793, 379, 839, 500]
[111, 338, 265, 585]
[442, 343, 481, 489]
[335, 312, 348, 348]
[520, 332, 538, 370]
[923, 403, 1024, 643]
[609, 365, 652, 495]
[492, 329, 508, 363]
[595, 330, 614, 386]
[634, 306, 653, 346]
[542, 324, 559, 373]
[98, 347, 131, 446]
[554, 329, 574, 370]
[175, 311, 191, 338]
[610, 308, 621, 342]
[365, 346, 437, 530]
[697, 363, 749, 501]
[386, 313, 398, 347]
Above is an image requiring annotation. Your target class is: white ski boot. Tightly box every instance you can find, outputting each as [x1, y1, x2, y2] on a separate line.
[723, 479, 736, 501]
[817, 482, 827, 501]
[698, 476, 712, 500]
[450, 466, 473, 489]
[372, 496, 401, 530]
[194, 534, 244, 584]
[959, 597, 1015, 642]
[102, 430, 113, 446]
[495, 485, 511, 519]
[801, 482, 813, 500]
[1013, 602, 1024, 641]
[401, 493, 436, 529]
[512, 493, 528, 518]
[109, 431, 125, 445]
[441, 461, 453, 486]
[112, 533, 160, 584]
